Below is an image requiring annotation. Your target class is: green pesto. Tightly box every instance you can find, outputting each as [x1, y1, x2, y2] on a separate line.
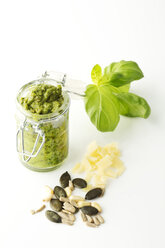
[20, 84, 64, 114]
[19, 83, 69, 171]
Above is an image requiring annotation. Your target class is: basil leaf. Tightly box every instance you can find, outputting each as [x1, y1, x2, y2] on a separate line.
[118, 84, 130, 92]
[85, 84, 120, 132]
[91, 64, 102, 84]
[116, 92, 151, 118]
[104, 60, 144, 87]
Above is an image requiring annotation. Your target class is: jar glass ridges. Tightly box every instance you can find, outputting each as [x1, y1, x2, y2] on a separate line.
[16, 79, 70, 172]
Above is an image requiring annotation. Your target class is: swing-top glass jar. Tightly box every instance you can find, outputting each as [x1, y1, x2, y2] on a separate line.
[16, 72, 70, 172]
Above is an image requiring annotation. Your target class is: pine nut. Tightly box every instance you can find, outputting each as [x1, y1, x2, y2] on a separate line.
[30, 204, 46, 215]
[91, 202, 102, 212]
[63, 202, 76, 213]
[81, 212, 87, 222]
[69, 199, 79, 208]
[96, 214, 104, 224]
[69, 195, 84, 202]
[86, 215, 93, 223]
[60, 196, 69, 202]
[86, 222, 97, 227]
[42, 185, 54, 202]
[69, 180, 74, 191]
[58, 211, 70, 220]
[93, 216, 100, 226]
[77, 200, 91, 208]
[62, 219, 74, 225]
[65, 187, 72, 197]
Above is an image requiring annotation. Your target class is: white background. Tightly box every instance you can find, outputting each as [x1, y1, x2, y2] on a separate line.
[0, 0, 165, 247]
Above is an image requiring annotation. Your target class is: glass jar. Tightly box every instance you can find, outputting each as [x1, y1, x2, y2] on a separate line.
[16, 73, 70, 172]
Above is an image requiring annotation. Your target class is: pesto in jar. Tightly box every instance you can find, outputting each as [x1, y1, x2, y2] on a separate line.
[20, 84, 64, 114]
[17, 83, 69, 171]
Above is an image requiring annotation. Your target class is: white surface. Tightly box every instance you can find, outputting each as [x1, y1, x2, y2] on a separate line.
[0, 0, 165, 247]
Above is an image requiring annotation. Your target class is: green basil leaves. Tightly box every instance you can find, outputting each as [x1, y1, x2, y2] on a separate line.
[104, 60, 144, 87]
[116, 92, 151, 118]
[91, 64, 102, 84]
[84, 60, 151, 132]
[85, 84, 120, 132]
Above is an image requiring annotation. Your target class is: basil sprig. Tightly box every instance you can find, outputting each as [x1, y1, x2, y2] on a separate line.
[85, 61, 151, 132]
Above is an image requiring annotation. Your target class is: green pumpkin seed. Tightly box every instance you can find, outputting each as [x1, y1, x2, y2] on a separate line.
[50, 199, 63, 212]
[81, 206, 98, 216]
[72, 178, 87, 188]
[54, 186, 67, 199]
[60, 171, 71, 188]
[45, 210, 62, 223]
[85, 188, 103, 200]
[74, 207, 79, 214]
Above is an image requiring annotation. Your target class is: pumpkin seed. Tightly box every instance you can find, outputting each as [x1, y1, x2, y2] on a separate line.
[60, 171, 71, 188]
[72, 178, 87, 188]
[45, 210, 61, 223]
[74, 207, 79, 214]
[85, 188, 103, 200]
[81, 206, 98, 216]
[54, 186, 67, 199]
[50, 199, 63, 212]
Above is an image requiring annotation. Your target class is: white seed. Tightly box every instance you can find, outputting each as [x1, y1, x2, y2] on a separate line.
[65, 187, 72, 197]
[86, 215, 93, 223]
[62, 209, 72, 214]
[58, 211, 70, 220]
[69, 195, 84, 202]
[81, 212, 87, 222]
[30, 210, 35, 215]
[93, 216, 100, 226]
[77, 200, 91, 208]
[31, 204, 46, 215]
[60, 196, 69, 202]
[63, 202, 76, 213]
[69, 199, 79, 208]
[68, 213, 76, 222]
[42, 185, 54, 202]
[62, 210, 76, 221]
[91, 202, 102, 212]
[62, 219, 74, 226]
[69, 180, 74, 191]
[86, 222, 97, 228]
[96, 214, 104, 224]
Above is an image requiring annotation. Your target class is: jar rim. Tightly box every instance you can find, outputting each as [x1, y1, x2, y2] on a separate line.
[16, 79, 70, 123]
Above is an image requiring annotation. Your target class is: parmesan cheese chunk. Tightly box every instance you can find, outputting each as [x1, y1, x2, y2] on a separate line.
[71, 141, 125, 187]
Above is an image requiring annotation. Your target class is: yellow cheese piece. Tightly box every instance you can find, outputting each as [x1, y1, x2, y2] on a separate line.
[86, 141, 99, 156]
[71, 141, 125, 187]
[96, 155, 113, 169]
